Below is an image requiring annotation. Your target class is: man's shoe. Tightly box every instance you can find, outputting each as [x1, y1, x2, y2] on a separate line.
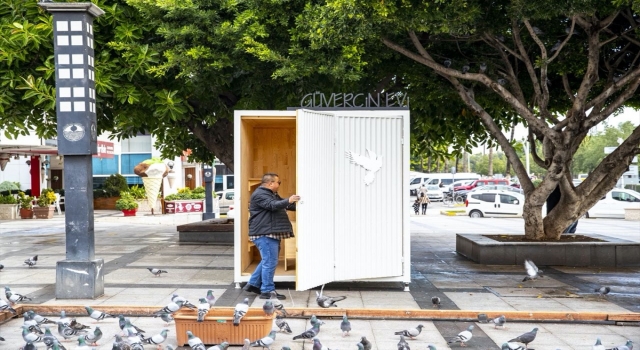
[243, 284, 261, 294]
[259, 291, 286, 300]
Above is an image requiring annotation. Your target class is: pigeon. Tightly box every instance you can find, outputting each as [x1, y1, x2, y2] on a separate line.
[250, 330, 276, 350]
[502, 343, 526, 350]
[67, 319, 90, 331]
[448, 325, 474, 347]
[22, 326, 44, 343]
[154, 312, 174, 326]
[394, 325, 424, 339]
[0, 298, 17, 314]
[171, 294, 197, 309]
[595, 286, 611, 297]
[23, 343, 38, 350]
[24, 255, 38, 267]
[0, 263, 3, 271]
[0, 335, 3, 341]
[345, 150, 383, 185]
[550, 40, 562, 52]
[207, 341, 230, 350]
[56, 321, 87, 341]
[206, 290, 216, 307]
[187, 331, 206, 350]
[275, 315, 292, 334]
[263, 300, 275, 316]
[431, 296, 441, 308]
[85, 306, 115, 322]
[462, 65, 470, 74]
[23, 313, 43, 334]
[398, 335, 410, 350]
[28, 310, 56, 325]
[444, 59, 452, 68]
[508, 328, 538, 349]
[312, 338, 327, 350]
[82, 326, 102, 346]
[360, 336, 372, 350]
[357, 343, 364, 350]
[242, 339, 251, 350]
[5, 286, 33, 304]
[147, 268, 168, 276]
[75, 337, 93, 350]
[427, 346, 437, 350]
[292, 322, 321, 340]
[43, 326, 67, 350]
[593, 338, 605, 350]
[310, 314, 321, 327]
[340, 314, 351, 336]
[197, 298, 210, 322]
[126, 329, 145, 350]
[58, 311, 70, 326]
[123, 319, 145, 337]
[268, 291, 288, 316]
[606, 340, 633, 350]
[281, 346, 291, 350]
[479, 63, 487, 73]
[315, 285, 346, 308]
[477, 313, 488, 323]
[153, 300, 185, 315]
[113, 335, 130, 350]
[523, 260, 543, 281]
[532, 26, 543, 35]
[491, 315, 507, 329]
[233, 298, 249, 326]
[142, 329, 169, 348]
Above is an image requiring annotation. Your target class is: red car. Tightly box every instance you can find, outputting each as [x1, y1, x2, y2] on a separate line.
[455, 178, 510, 191]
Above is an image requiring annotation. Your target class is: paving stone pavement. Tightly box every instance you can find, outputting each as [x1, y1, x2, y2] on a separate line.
[0, 207, 638, 349]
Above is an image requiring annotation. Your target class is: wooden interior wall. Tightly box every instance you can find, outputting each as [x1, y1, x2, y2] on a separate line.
[241, 121, 254, 272]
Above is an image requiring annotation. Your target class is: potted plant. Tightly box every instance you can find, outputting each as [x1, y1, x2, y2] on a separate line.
[33, 188, 56, 219]
[0, 191, 19, 220]
[93, 174, 129, 210]
[165, 186, 206, 214]
[115, 191, 139, 216]
[17, 192, 34, 219]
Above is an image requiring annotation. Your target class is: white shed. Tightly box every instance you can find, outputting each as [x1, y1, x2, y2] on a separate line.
[233, 109, 411, 291]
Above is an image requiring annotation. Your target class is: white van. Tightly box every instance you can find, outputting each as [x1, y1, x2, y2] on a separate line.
[409, 172, 480, 195]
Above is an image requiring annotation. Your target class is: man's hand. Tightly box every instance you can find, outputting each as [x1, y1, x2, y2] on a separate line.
[289, 195, 301, 203]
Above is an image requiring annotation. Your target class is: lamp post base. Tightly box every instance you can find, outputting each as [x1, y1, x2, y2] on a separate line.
[55, 259, 104, 299]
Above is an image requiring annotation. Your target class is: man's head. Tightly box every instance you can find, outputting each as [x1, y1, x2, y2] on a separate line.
[262, 173, 281, 192]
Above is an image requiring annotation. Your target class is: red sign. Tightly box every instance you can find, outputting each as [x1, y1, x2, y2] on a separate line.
[94, 141, 114, 158]
[165, 200, 204, 214]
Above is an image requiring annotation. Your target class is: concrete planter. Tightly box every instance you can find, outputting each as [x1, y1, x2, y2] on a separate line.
[456, 233, 640, 267]
[33, 206, 55, 219]
[0, 204, 19, 220]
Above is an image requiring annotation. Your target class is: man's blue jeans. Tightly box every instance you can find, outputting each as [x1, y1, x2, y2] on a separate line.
[248, 236, 280, 293]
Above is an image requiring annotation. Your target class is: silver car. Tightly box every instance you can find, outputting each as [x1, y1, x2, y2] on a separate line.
[215, 190, 234, 214]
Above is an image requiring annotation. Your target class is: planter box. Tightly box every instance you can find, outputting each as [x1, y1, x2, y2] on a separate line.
[20, 208, 33, 219]
[177, 218, 234, 244]
[174, 307, 273, 346]
[0, 204, 18, 220]
[165, 200, 204, 214]
[94, 197, 119, 210]
[456, 233, 640, 267]
[33, 206, 55, 219]
[122, 209, 137, 217]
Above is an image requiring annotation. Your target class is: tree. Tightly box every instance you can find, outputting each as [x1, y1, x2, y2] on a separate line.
[572, 121, 637, 174]
[245, 0, 640, 239]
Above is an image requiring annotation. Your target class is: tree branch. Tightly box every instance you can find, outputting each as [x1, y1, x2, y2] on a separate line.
[548, 18, 575, 63]
[585, 66, 640, 111]
[586, 75, 640, 129]
[570, 19, 601, 121]
[512, 19, 543, 106]
[562, 73, 575, 102]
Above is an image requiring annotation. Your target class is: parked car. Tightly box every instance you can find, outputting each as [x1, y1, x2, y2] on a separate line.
[425, 185, 444, 201]
[456, 178, 510, 191]
[448, 180, 474, 192]
[226, 205, 235, 218]
[473, 184, 524, 194]
[465, 189, 524, 218]
[585, 188, 640, 218]
[215, 190, 234, 214]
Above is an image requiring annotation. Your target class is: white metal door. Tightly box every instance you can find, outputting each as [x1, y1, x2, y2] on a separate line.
[296, 110, 336, 291]
[333, 114, 404, 281]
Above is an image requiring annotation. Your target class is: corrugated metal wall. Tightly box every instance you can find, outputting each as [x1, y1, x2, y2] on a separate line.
[296, 110, 337, 291]
[333, 114, 404, 281]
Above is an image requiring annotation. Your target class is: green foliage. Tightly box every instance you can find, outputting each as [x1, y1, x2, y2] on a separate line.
[115, 191, 139, 210]
[101, 174, 129, 198]
[17, 191, 33, 210]
[37, 188, 56, 207]
[0, 181, 21, 192]
[128, 185, 147, 200]
[165, 187, 205, 201]
[0, 191, 17, 204]
[572, 122, 637, 175]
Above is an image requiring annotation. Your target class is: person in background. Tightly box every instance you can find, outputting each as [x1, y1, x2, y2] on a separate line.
[418, 184, 430, 215]
[413, 196, 420, 215]
[242, 173, 300, 300]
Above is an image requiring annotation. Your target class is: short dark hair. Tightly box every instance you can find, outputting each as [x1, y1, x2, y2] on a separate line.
[262, 173, 279, 184]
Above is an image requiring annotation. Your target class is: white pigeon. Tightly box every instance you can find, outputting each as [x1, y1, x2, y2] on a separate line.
[147, 267, 168, 276]
[242, 338, 251, 350]
[523, 259, 543, 281]
[0, 298, 17, 314]
[5, 286, 32, 304]
[250, 330, 276, 350]
[197, 298, 210, 322]
[502, 343, 526, 350]
[187, 331, 206, 350]
[142, 328, 169, 348]
[448, 325, 474, 347]
[394, 324, 424, 339]
[233, 298, 249, 326]
[345, 149, 383, 185]
[85, 306, 115, 322]
[24, 255, 38, 267]
[171, 293, 197, 309]
[153, 300, 184, 315]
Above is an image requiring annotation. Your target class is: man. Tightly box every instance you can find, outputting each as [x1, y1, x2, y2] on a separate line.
[243, 173, 300, 299]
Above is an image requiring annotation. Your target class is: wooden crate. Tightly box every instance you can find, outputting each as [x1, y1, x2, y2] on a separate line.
[174, 307, 274, 346]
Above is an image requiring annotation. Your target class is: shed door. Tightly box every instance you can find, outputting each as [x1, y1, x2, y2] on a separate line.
[333, 114, 404, 281]
[296, 110, 336, 291]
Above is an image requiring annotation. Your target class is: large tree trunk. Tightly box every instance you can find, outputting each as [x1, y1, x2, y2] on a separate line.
[188, 117, 235, 171]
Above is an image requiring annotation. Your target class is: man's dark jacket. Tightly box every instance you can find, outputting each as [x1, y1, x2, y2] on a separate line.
[248, 186, 295, 236]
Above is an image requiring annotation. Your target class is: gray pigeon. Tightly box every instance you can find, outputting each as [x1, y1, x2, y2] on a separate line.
[123, 319, 145, 337]
[312, 338, 327, 350]
[309, 315, 321, 327]
[448, 325, 474, 346]
[43, 326, 67, 350]
[147, 267, 168, 276]
[126, 329, 145, 350]
[0, 298, 16, 314]
[154, 312, 174, 326]
[5, 286, 32, 304]
[197, 298, 210, 322]
[263, 300, 275, 316]
[56, 321, 87, 341]
[479, 63, 487, 73]
[187, 331, 206, 350]
[316, 285, 346, 308]
[477, 313, 488, 323]
[24, 255, 38, 267]
[113, 335, 131, 350]
[68, 319, 90, 331]
[23, 343, 38, 350]
[502, 343, 526, 350]
[508, 328, 538, 349]
[595, 286, 611, 297]
[83, 326, 102, 346]
[431, 296, 441, 308]
[21, 326, 43, 343]
[206, 290, 216, 307]
[268, 291, 288, 316]
[142, 329, 169, 347]
[171, 293, 197, 309]
[593, 338, 605, 350]
[0, 263, 3, 271]
[360, 336, 372, 350]
[356, 343, 364, 350]
[340, 314, 351, 336]
[522, 260, 543, 281]
[427, 346, 437, 350]
[605, 340, 633, 350]
[250, 330, 276, 350]
[275, 315, 292, 334]
[492, 315, 507, 329]
[85, 306, 115, 322]
[292, 322, 321, 340]
[394, 325, 424, 339]
[233, 298, 249, 326]
[398, 335, 410, 350]
[207, 341, 230, 350]
[27, 310, 55, 325]
[76, 337, 93, 350]
[153, 300, 184, 315]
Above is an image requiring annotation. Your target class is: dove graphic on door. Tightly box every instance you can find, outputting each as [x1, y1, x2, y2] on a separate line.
[345, 149, 383, 185]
